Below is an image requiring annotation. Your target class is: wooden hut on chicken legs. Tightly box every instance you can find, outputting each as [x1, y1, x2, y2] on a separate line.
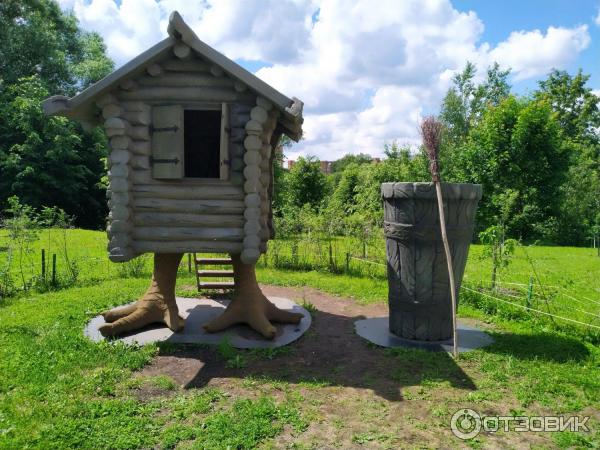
[43, 11, 304, 339]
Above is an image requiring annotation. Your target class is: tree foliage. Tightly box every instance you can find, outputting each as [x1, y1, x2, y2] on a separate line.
[436, 63, 599, 244]
[330, 153, 373, 173]
[0, 0, 113, 229]
[277, 64, 598, 247]
[0, 77, 108, 228]
[284, 156, 327, 210]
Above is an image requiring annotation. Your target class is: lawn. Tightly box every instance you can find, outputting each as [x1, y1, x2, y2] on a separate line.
[0, 229, 599, 448]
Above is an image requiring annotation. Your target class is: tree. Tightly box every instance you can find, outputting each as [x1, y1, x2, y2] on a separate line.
[271, 138, 290, 214]
[453, 96, 568, 241]
[440, 62, 511, 147]
[439, 62, 477, 146]
[535, 69, 600, 145]
[0, 0, 114, 229]
[285, 156, 327, 210]
[330, 153, 372, 173]
[534, 70, 600, 244]
[0, 0, 112, 94]
[439, 62, 511, 184]
[329, 163, 361, 215]
[478, 190, 519, 289]
[0, 77, 109, 229]
[352, 143, 429, 221]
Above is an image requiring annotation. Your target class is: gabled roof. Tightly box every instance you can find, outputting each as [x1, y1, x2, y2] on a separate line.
[42, 11, 303, 140]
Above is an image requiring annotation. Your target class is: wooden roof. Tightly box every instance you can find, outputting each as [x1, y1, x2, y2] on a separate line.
[42, 11, 303, 140]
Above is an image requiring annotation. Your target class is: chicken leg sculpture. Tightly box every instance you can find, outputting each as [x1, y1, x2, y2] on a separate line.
[99, 253, 303, 339]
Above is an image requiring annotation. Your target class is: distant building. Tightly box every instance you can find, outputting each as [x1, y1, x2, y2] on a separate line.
[320, 160, 332, 174]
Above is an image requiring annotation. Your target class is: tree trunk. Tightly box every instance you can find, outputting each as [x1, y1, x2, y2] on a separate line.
[99, 253, 184, 337]
[203, 254, 303, 339]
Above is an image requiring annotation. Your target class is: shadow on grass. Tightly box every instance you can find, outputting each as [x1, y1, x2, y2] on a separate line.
[151, 304, 477, 402]
[482, 330, 590, 363]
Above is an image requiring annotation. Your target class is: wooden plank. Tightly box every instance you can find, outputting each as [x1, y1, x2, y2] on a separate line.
[132, 226, 243, 241]
[195, 257, 233, 264]
[197, 270, 234, 277]
[220, 102, 230, 180]
[162, 59, 210, 72]
[151, 105, 184, 179]
[52, 38, 174, 120]
[133, 240, 243, 253]
[119, 87, 241, 102]
[132, 197, 245, 214]
[134, 212, 244, 227]
[132, 184, 243, 200]
[198, 281, 235, 289]
[137, 73, 234, 88]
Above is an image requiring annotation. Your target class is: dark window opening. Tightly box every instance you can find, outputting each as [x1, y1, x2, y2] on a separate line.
[184, 109, 221, 178]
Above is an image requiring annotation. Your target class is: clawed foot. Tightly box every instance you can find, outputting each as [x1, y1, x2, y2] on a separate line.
[99, 299, 184, 337]
[203, 293, 303, 339]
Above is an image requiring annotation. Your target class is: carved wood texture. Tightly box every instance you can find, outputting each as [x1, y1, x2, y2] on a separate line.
[382, 182, 482, 341]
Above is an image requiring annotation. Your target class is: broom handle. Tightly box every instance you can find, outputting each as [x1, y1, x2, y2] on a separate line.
[435, 182, 458, 358]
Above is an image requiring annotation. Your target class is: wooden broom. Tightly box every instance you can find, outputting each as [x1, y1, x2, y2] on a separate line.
[420, 116, 459, 358]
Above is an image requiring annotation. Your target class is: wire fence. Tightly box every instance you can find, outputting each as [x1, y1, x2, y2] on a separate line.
[1, 229, 599, 338]
[462, 286, 600, 332]
[258, 236, 387, 279]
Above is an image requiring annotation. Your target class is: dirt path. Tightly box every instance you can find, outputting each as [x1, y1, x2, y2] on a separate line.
[137, 285, 555, 449]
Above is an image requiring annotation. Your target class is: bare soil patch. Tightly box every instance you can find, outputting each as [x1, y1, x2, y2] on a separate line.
[135, 285, 557, 449]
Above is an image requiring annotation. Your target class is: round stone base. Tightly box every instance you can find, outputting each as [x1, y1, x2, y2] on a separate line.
[354, 317, 493, 353]
[84, 296, 311, 349]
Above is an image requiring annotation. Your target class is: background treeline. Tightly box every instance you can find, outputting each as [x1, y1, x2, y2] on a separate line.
[0, 0, 113, 229]
[275, 63, 600, 246]
[1, 1, 598, 246]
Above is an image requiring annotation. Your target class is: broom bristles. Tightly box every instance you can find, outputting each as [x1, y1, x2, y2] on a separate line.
[420, 116, 443, 182]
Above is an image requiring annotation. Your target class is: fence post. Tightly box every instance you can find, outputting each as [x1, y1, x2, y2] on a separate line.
[345, 252, 350, 273]
[41, 249, 46, 280]
[52, 254, 57, 285]
[187, 253, 192, 273]
[328, 241, 333, 271]
[362, 241, 367, 258]
[526, 276, 534, 308]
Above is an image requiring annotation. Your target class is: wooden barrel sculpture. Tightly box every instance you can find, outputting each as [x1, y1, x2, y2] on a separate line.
[381, 182, 482, 341]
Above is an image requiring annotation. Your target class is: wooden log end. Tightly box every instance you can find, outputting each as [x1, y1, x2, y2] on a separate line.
[147, 63, 164, 77]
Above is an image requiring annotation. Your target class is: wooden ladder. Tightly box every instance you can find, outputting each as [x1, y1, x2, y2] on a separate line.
[194, 254, 235, 292]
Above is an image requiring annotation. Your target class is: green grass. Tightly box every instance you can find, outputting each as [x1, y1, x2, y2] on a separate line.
[4, 228, 598, 332]
[0, 280, 305, 449]
[0, 229, 599, 448]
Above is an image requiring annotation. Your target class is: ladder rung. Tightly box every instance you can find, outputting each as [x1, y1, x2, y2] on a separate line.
[195, 257, 233, 265]
[197, 270, 234, 277]
[198, 281, 235, 289]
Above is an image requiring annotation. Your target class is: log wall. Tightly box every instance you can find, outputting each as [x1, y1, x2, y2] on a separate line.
[99, 43, 264, 261]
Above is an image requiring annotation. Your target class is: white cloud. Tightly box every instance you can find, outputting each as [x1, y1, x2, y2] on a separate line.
[595, 7, 600, 26]
[488, 26, 590, 81]
[61, 0, 591, 160]
[61, 0, 315, 67]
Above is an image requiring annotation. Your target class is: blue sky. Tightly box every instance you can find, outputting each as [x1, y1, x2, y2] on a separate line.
[454, 0, 600, 94]
[60, 0, 600, 159]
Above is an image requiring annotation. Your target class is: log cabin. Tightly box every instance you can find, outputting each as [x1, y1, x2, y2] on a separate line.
[42, 11, 303, 266]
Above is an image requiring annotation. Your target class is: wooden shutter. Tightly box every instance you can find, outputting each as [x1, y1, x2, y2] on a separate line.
[219, 102, 230, 180]
[151, 105, 184, 179]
